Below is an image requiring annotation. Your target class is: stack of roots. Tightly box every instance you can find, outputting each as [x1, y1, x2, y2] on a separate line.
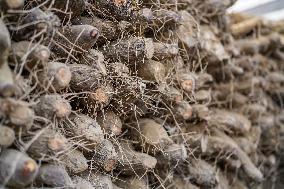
[1, 0, 284, 188]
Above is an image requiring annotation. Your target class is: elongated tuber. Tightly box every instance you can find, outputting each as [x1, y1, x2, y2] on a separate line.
[0, 149, 38, 188]
[96, 110, 122, 136]
[0, 125, 15, 147]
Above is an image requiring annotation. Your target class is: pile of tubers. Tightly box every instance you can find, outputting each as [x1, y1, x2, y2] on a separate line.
[0, 0, 284, 188]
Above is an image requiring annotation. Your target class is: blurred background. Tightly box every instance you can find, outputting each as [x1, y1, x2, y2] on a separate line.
[229, 0, 284, 21]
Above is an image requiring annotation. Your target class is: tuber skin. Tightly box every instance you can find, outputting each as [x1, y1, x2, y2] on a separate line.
[137, 60, 166, 82]
[208, 109, 251, 134]
[0, 19, 11, 67]
[0, 62, 17, 97]
[89, 139, 117, 172]
[59, 149, 88, 174]
[116, 142, 157, 175]
[52, 25, 99, 57]
[188, 159, 217, 188]
[0, 125, 15, 148]
[68, 63, 104, 92]
[101, 37, 154, 62]
[73, 16, 119, 45]
[34, 95, 71, 120]
[115, 177, 150, 189]
[72, 176, 95, 189]
[79, 49, 106, 75]
[174, 101, 193, 120]
[175, 71, 196, 93]
[0, 149, 38, 188]
[0, 98, 34, 129]
[10, 41, 50, 68]
[36, 164, 73, 187]
[0, 0, 24, 10]
[96, 110, 122, 136]
[163, 143, 188, 162]
[80, 171, 113, 189]
[25, 127, 68, 160]
[150, 9, 182, 29]
[132, 118, 174, 154]
[15, 8, 60, 40]
[64, 114, 104, 150]
[37, 61, 71, 91]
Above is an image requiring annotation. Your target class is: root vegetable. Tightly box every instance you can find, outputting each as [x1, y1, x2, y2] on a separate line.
[37, 62, 71, 91]
[137, 60, 166, 82]
[36, 164, 73, 187]
[115, 177, 149, 189]
[80, 172, 113, 189]
[0, 125, 15, 147]
[176, 72, 195, 93]
[151, 10, 181, 29]
[85, 83, 114, 108]
[116, 142, 157, 175]
[69, 63, 104, 92]
[101, 37, 154, 62]
[52, 25, 99, 56]
[0, 0, 24, 9]
[174, 101, 193, 120]
[132, 118, 174, 153]
[0, 19, 11, 67]
[0, 149, 38, 188]
[64, 114, 104, 149]
[163, 143, 187, 161]
[72, 176, 95, 189]
[0, 62, 17, 97]
[230, 17, 261, 37]
[60, 149, 88, 174]
[79, 49, 106, 75]
[34, 95, 71, 119]
[208, 109, 251, 134]
[26, 127, 68, 160]
[96, 110, 122, 136]
[10, 41, 50, 68]
[90, 140, 117, 172]
[153, 42, 179, 60]
[188, 159, 217, 188]
[0, 98, 34, 129]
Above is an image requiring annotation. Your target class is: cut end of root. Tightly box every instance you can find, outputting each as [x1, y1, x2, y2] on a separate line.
[48, 137, 66, 152]
[56, 67, 72, 88]
[104, 159, 117, 172]
[54, 102, 71, 118]
[90, 29, 99, 40]
[91, 88, 109, 104]
[181, 79, 195, 93]
[38, 49, 50, 62]
[22, 160, 37, 177]
[114, 0, 127, 6]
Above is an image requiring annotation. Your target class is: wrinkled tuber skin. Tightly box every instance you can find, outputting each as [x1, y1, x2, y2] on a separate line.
[132, 118, 174, 154]
[0, 98, 34, 129]
[115, 177, 150, 189]
[137, 60, 166, 82]
[52, 25, 99, 57]
[0, 0, 24, 10]
[37, 62, 72, 91]
[0, 19, 11, 67]
[0, 149, 38, 188]
[34, 95, 71, 119]
[80, 172, 113, 189]
[188, 159, 217, 188]
[89, 140, 117, 172]
[64, 114, 104, 149]
[25, 127, 68, 160]
[10, 41, 50, 68]
[72, 176, 95, 189]
[116, 142, 157, 175]
[59, 149, 88, 174]
[15, 8, 60, 40]
[96, 110, 122, 136]
[36, 164, 73, 187]
[0, 62, 17, 97]
[0, 125, 15, 148]
[101, 37, 154, 62]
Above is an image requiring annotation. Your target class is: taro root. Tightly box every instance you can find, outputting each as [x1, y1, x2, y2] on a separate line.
[64, 114, 104, 150]
[116, 142, 157, 175]
[0, 125, 15, 147]
[10, 41, 50, 68]
[59, 149, 88, 174]
[89, 139, 117, 172]
[96, 110, 122, 136]
[72, 176, 95, 189]
[114, 177, 150, 189]
[0, 98, 34, 129]
[34, 95, 71, 120]
[37, 62, 72, 91]
[52, 25, 99, 57]
[0, 0, 24, 10]
[188, 159, 217, 188]
[36, 164, 73, 187]
[0, 62, 17, 97]
[101, 37, 154, 62]
[137, 60, 166, 82]
[0, 19, 11, 67]
[0, 149, 38, 188]
[131, 118, 174, 154]
[25, 127, 68, 160]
